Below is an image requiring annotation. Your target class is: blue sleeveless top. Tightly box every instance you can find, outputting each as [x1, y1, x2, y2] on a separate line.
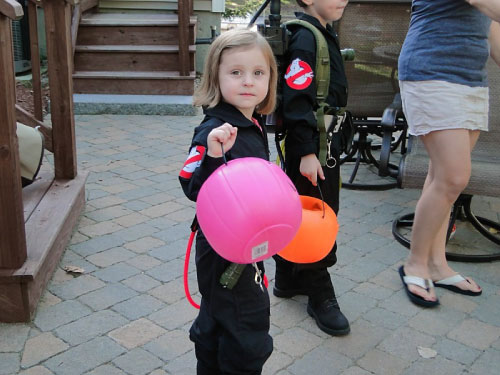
[398, 0, 491, 87]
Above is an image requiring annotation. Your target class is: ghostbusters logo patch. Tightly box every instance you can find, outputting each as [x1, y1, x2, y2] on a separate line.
[284, 58, 314, 90]
[179, 145, 206, 179]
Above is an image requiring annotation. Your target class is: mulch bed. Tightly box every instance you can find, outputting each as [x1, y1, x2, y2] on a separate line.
[15, 81, 50, 118]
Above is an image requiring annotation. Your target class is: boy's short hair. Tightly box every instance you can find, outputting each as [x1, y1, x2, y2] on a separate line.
[296, 0, 307, 8]
[193, 28, 277, 114]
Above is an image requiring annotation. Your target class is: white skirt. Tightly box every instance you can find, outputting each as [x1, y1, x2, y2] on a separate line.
[399, 80, 489, 136]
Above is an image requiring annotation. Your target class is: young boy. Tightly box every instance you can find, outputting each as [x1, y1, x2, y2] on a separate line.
[273, 0, 350, 336]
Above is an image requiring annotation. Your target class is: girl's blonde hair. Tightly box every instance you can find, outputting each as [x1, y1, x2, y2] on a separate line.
[193, 28, 278, 115]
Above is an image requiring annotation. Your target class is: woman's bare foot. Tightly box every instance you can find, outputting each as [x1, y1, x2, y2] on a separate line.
[429, 265, 481, 294]
[403, 263, 438, 302]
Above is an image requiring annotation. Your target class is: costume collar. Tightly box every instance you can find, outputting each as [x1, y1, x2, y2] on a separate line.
[203, 102, 258, 128]
[295, 12, 338, 39]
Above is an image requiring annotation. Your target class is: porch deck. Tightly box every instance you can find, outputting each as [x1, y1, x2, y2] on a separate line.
[0, 166, 87, 322]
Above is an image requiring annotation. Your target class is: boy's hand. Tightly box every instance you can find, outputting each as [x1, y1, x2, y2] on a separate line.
[299, 154, 325, 186]
[207, 123, 238, 158]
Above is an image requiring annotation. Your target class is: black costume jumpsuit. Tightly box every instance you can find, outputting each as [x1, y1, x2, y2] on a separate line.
[275, 12, 348, 302]
[179, 102, 273, 375]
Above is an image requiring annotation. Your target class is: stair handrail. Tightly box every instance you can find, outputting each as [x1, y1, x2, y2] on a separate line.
[69, 0, 99, 57]
[71, 2, 81, 56]
[15, 105, 53, 152]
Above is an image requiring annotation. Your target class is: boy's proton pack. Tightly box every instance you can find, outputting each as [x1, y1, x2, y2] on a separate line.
[255, 1, 354, 169]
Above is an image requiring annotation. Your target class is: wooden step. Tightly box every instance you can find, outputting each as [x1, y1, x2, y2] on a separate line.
[99, 0, 179, 12]
[77, 13, 196, 46]
[74, 45, 195, 72]
[77, 25, 195, 45]
[73, 70, 196, 79]
[75, 45, 196, 52]
[73, 71, 195, 95]
[98, 0, 213, 12]
[74, 12, 197, 96]
[80, 12, 196, 26]
[73, 94, 198, 116]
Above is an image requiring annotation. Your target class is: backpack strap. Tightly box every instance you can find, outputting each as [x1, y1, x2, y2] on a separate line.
[285, 20, 331, 166]
[284, 20, 330, 103]
[316, 103, 330, 166]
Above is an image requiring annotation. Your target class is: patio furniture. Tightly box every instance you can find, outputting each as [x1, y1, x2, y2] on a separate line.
[392, 58, 500, 262]
[336, 0, 411, 190]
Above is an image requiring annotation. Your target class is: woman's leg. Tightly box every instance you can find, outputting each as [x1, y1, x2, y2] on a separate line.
[404, 129, 474, 301]
[427, 130, 482, 293]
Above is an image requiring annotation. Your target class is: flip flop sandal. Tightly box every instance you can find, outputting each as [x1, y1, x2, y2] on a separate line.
[434, 274, 482, 296]
[398, 266, 440, 308]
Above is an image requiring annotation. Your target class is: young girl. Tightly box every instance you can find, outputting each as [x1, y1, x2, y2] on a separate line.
[179, 28, 277, 374]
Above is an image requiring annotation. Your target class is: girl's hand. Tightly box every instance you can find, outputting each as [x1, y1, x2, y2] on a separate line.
[207, 123, 238, 157]
[300, 154, 325, 186]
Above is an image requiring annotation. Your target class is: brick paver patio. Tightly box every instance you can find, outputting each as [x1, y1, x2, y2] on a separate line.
[1, 114, 499, 375]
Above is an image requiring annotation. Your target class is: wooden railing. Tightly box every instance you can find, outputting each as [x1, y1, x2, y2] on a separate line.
[13, 0, 98, 152]
[178, 0, 192, 76]
[0, 0, 27, 269]
[28, 0, 43, 120]
[69, 0, 98, 56]
[0, 0, 79, 269]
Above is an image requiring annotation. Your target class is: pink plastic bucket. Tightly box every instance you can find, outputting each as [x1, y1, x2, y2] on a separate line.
[196, 157, 302, 264]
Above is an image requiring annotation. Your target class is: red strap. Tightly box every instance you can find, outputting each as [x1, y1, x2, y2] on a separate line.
[184, 230, 200, 309]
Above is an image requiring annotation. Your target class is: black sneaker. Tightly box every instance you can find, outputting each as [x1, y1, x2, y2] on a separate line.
[307, 297, 350, 336]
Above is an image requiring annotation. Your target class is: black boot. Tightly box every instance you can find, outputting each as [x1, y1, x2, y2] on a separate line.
[307, 296, 350, 336]
[273, 255, 307, 298]
[273, 271, 309, 298]
[273, 263, 308, 298]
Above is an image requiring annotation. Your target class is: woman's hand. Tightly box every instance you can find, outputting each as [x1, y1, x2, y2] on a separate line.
[207, 123, 238, 158]
[299, 154, 325, 186]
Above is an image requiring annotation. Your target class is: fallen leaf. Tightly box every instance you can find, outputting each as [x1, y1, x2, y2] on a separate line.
[489, 228, 498, 234]
[417, 346, 437, 359]
[64, 265, 85, 274]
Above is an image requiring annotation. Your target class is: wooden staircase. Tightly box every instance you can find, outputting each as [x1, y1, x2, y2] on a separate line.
[73, 11, 196, 95]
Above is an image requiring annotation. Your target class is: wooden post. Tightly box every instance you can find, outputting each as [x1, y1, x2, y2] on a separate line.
[43, 0, 77, 179]
[178, 0, 190, 76]
[28, 0, 43, 121]
[0, 7, 27, 269]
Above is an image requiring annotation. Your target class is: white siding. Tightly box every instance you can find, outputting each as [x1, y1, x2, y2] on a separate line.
[211, 0, 224, 12]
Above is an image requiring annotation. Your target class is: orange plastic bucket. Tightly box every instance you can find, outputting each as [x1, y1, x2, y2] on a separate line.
[277, 195, 338, 263]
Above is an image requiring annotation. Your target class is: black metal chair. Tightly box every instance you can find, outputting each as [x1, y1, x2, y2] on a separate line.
[336, 0, 411, 190]
[393, 58, 500, 262]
